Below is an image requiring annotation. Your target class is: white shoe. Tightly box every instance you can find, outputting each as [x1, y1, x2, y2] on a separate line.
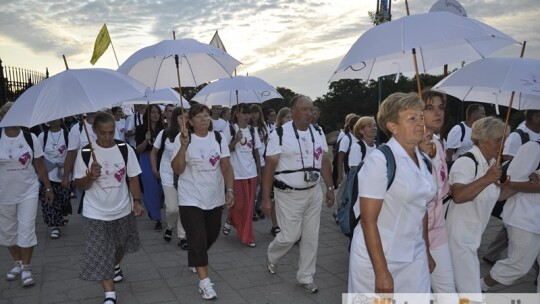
[6, 261, 22, 281]
[21, 265, 34, 287]
[199, 278, 217, 300]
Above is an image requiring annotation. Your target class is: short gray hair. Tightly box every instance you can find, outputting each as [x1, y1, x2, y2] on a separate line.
[471, 116, 507, 144]
[377, 92, 423, 137]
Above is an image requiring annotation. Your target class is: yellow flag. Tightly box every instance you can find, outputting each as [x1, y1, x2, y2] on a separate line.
[90, 24, 111, 65]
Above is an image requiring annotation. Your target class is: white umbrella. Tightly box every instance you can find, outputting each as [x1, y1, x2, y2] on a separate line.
[433, 57, 540, 110]
[0, 68, 148, 128]
[192, 76, 283, 107]
[122, 88, 191, 109]
[118, 38, 241, 90]
[329, 11, 517, 82]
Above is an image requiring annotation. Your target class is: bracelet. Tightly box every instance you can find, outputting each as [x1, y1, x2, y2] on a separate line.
[44, 187, 52, 193]
[327, 186, 335, 191]
[226, 188, 234, 193]
[133, 199, 142, 202]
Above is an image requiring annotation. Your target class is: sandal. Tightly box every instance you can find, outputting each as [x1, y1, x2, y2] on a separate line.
[247, 242, 256, 248]
[103, 297, 117, 304]
[270, 226, 281, 236]
[113, 265, 123, 283]
[20, 265, 34, 287]
[222, 222, 231, 236]
[50, 228, 60, 239]
[6, 261, 22, 281]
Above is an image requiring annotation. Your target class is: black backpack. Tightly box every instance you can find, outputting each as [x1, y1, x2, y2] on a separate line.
[77, 140, 129, 214]
[331, 133, 352, 186]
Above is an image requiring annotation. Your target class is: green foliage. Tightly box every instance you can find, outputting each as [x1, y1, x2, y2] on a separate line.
[369, 10, 390, 25]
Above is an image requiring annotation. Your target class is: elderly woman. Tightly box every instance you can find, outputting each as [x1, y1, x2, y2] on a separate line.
[445, 116, 511, 300]
[348, 116, 378, 168]
[348, 92, 436, 294]
[418, 90, 459, 304]
[0, 102, 54, 287]
[172, 103, 234, 300]
[74, 112, 144, 304]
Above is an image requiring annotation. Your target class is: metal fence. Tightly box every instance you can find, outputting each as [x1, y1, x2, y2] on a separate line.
[0, 58, 48, 106]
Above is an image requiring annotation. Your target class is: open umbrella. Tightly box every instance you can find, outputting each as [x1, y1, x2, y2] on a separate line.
[122, 88, 191, 109]
[0, 68, 148, 128]
[433, 57, 540, 110]
[192, 75, 283, 107]
[329, 11, 517, 82]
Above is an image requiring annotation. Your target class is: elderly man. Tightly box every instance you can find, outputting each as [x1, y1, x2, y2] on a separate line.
[261, 95, 334, 294]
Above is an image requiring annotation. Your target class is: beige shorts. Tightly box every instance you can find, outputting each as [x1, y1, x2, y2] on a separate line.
[0, 198, 39, 247]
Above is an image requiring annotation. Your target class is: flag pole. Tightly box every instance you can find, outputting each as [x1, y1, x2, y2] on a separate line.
[109, 39, 120, 68]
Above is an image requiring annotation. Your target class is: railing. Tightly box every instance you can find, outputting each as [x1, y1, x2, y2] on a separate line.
[0, 58, 48, 106]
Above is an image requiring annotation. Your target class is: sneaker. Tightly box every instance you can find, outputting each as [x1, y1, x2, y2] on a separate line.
[266, 259, 277, 274]
[154, 221, 163, 231]
[20, 265, 34, 287]
[163, 229, 172, 242]
[50, 227, 60, 239]
[199, 278, 217, 300]
[298, 281, 318, 294]
[113, 265, 123, 283]
[6, 261, 22, 281]
[222, 222, 231, 236]
[178, 238, 188, 250]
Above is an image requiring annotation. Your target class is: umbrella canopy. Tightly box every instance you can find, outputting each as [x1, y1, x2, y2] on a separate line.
[192, 76, 283, 107]
[0, 68, 148, 128]
[329, 11, 517, 82]
[122, 88, 191, 109]
[118, 38, 241, 90]
[433, 57, 540, 110]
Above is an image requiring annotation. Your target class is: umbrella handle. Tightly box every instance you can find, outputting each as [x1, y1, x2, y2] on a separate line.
[81, 118, 97, 163]
[174, 54, 186, 130]
[497, 175, 511, 187]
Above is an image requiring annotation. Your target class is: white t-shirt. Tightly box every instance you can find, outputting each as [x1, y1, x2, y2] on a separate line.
[115, 118, 126, 141]
[0, 130, 44, 205]
[125, 113, 144, 147]
[502, 141, 540, 234]
[173, 131, 230, 210]
[355, 137, 436, 262]
[68, 121, 97, 151]
[153, 130, 177, 187]
[446, 122, 473, 161]
[348, 140, 377, 168]
[73, 141, 141, 220]
[38, 130, 68, 183]
[502, 123, 540, 157]
[447, 145, 500, 229]
[223, 124, 262, 180]
[255, 126, 266, 167]
[266, 121, 328, 189]
[212, 118, 229, 134]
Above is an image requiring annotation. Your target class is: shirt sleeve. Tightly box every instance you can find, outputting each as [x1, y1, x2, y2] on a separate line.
[507, 142, 540, 181]
[219, 132, 231, 158]
[265, 128, 282, 157]
[37, 132, 44, 149]
[153, 130, 164, 149]
[348, 143, 362, 167]
[31, 133, 44, 158]
[448, 156, 477, 185]
[502, 132, 521, 157]
[67, 124, 81, 151]
[126, 145, 142, 177]
[253, 129, 262, 150]
[73, 149, 86, 179]
[338, 135, 350, 153]
[445, 125, 462, 149]
[357, 150, 387, 200]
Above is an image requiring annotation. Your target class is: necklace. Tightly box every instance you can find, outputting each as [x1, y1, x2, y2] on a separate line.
[49, 131, 62, 148]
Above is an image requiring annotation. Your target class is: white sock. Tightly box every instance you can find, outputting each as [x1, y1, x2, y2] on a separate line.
[480, 277, 490, 292]
[104, 291, 116, 302]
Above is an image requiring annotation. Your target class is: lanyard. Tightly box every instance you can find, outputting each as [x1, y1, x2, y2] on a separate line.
[292, 123, 315, 171]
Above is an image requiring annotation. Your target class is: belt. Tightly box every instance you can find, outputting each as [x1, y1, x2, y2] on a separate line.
[273, 179, 317, 191]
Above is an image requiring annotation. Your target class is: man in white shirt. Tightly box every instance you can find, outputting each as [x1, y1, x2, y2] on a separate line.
[445, 104, 485, 163]
[502, 110, 540, 161]
[210, 105, 228, 133]
[261, 95, 334, 294]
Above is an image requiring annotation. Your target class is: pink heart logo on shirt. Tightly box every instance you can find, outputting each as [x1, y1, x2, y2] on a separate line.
[114, 167, 126, 182]
[18, 152, 31, 165]
[209, 154, 221, 166]
[314, 146, 323, 160]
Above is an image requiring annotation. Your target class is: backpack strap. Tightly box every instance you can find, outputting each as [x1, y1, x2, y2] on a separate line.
[514, 129, 530, 145]
[22, 131, 34, 154]
[63, 129, 69, 147]
[229, 124, 236, 141]
[276, 126, 283, 146]
[214, 131, 222, 153]
[357, 140, 367, 161]
[377, 145, 396, 190]
[459, 122, 466, 142]
[43, 130, 49, 148]
[312, 124, 322, 136]
[459, 152, 478, 177]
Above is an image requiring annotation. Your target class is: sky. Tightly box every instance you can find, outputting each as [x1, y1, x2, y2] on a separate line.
[1, 0, 539, 100]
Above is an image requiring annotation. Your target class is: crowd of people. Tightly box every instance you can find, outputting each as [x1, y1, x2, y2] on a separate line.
[0, 92, 538, 303]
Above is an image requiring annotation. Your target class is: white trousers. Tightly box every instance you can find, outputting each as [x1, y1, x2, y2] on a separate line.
[430, 243, 459, 304]
[268, 186, 322, 284]
[163, 186, 185, 239]
[0, 197, 38, 247]
[490, 225, 540, 293]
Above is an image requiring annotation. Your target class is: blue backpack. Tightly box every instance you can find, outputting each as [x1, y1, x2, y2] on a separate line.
[337, 144, 432, 239]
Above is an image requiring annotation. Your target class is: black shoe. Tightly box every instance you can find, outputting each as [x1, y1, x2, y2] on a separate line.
[255, 209, 265, 219]
[178, 239, 188, 250]
[252, 212, 259, 222]
[155, 221, 163, 232]
[163, 229, 172, 242]
[271, 226, 281, 237]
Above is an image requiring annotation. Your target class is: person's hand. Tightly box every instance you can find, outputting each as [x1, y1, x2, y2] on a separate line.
[419, 132, 435, 157]
[133, 201, 144, 217]
[336, 175, 343, 187]
[427, 251, 436, 273]
[235, 129, 244, 144]
[88, 162, 102, 180]
[153, 169, 160, 179]
[325, 189, 335, 207]
[45, 191, 54, 204]
[374, 269, 394, 294]
[483, 164, 502, 184]
[529, 172, 539, 184]
[225, 191, 235, 209]
[180, 130, 189, 147]
[61, 175, 71, 189]
[261, 196, 272, 217]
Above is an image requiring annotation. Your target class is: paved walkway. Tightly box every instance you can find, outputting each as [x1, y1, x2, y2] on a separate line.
[0, 199, 536, 304]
